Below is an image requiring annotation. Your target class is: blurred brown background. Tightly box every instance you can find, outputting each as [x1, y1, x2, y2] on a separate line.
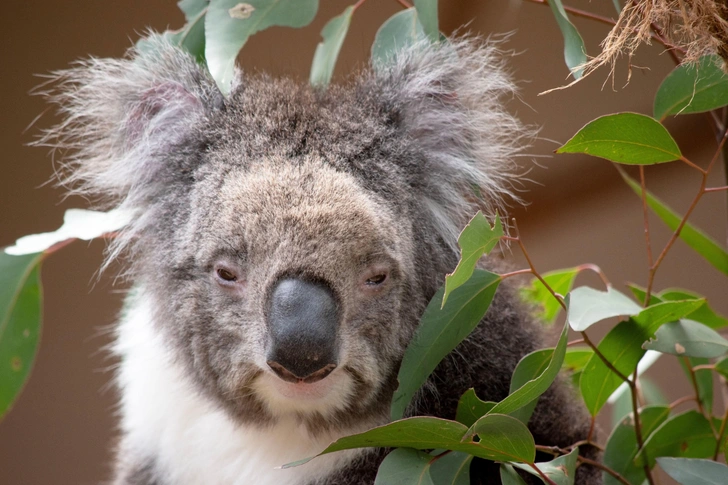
[0, 1, 726, 484]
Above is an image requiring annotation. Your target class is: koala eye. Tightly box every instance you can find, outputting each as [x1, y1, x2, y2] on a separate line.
[365, 274, 388, 286]
[214, 263, 243, 288]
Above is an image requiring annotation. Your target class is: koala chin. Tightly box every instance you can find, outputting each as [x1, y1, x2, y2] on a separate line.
[42, 35, 602, 484]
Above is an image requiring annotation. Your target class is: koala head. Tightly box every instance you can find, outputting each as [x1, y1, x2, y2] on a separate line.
[43, 36, 528, 434]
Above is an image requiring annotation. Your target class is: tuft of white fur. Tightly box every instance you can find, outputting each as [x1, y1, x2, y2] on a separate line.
[372, 37, 534, 248]
[115, 291, 374, 484]
[34, 36, 218, 267]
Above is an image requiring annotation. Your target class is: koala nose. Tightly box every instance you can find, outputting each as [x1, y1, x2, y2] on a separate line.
[266, 278, 339, 384]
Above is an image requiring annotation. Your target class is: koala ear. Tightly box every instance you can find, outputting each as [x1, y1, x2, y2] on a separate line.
[39, 34, 223, 206]
[368, 38, 532, 246]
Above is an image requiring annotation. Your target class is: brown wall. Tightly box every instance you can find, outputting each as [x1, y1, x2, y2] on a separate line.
[1, 1, 726, 484]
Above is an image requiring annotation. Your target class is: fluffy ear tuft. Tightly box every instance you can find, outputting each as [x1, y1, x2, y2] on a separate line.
[36, 34, 222, 207]
[368, 37, 533, 247]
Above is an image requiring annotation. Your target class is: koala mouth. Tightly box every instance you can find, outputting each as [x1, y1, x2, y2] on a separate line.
[267, 361, 337, 384]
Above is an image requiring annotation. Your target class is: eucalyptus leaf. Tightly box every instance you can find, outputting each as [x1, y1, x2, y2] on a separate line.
[567, 286, 642, 332]
[628, 286, 728, 329]
[443, 212, 503, 307]
[679, 356, 713, 415]
[413, 0, 438, 42]
[546, 0, 587, 78]
[464, 414, 536, 463]
[579, 300, 704, 415]
[714, 356, 728, 378]
[429, 451, 472, 485]
[500, 464, 528, 485]
[178, 0, 208, 20]
[205, 0, 319, 94]
[391, 270, 501, 420]
[644, 319, 728, 358]
[620, 170, 728, 276]
[512, 447, 579, 485]
[557, 113, 682, 164]
[374, 448, 434, 485]
[603, 405, 670, 485]
[455, 389, 495, 428]
[371, 8, 426, 67]
[636, 410, 717, 466]
[284, 416, 535, 468]
[310, 6, 354, 86]
[654, 55, 728, 120]
[520, 267, 578, 325]
[563, 348, 593, 373]
[489, 320, 568, 417]
[508, 348, 553, 423]
[657, 457, 728, 485]
[0, 251, 43, 419]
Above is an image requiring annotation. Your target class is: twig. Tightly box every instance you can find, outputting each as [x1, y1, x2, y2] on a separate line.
[576, 263, 611, 287]
[567, 338, 585, 347]
[579, 456, 632, 485]
[529, 463, 558, 485]
[668, 395, 696, 410]
[705, 186, 728, 193]
[394, 0, 413, 8]
[713, 404, 728, 460]
[639, 166, 654, 304]
[580, 332, 630, 382]
[353, 0, 367, 10]
[631, 368, 655, 485]
[679, 156, 708, 174]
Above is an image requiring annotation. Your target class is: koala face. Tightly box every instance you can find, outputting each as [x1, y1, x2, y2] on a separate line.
[155, 155, 418, 431]
[44, 35, 527, 436]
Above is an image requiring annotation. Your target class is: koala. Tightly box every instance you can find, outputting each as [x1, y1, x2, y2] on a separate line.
[42, 35, 601, 484]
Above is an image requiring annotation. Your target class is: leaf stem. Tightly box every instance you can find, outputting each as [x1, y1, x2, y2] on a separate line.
[528, 462, 558, 485]
[393, 0, 413, 8]
[679, 156, 708, 174]
[575, 263, 611, 287]
[668, 394, 696, 410]
[705, 185, 728, 193]
[579, 456, 632, 485]
[567, 338, 585, 346]
[630, 367, 655, 485]
[714, 401, 728, 460]
[580, 331, 630, 382]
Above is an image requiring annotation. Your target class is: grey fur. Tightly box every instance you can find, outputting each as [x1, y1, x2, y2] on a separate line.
[40, 35, 600, 484]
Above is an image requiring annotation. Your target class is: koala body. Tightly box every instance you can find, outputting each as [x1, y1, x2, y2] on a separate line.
[45, 35, 600, 484]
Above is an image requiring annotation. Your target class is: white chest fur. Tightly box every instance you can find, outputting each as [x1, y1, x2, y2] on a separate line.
[114, 294, 369, 485]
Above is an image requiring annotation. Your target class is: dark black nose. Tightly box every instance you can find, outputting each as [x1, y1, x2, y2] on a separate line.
[266, 278, 339, 384]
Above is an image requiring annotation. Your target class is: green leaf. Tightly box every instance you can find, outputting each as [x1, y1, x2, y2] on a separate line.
[512, 447, 579, 485]
[500, 464, 528, 485]
[657, 457, 728, 485]
[413, 0, 438, 42]
[654, 56, 728, 120]
[391, 270, 500, 420]
[679, 357, 713, 415]
[0, 251, 43, 419]
[557, 113, 682, 164]
[178, 0, 208, 20]
[546, 0, 587, 78]
[508, 348, 553, 423]
[579, 299, 704, 415]
[644, 319, 728, 358]
[429, 451, 472, 485]
[169, 9, 207, 63]
[371, 8, 427, 67]
[464, 414, 536, 463]
[309, 6, 354, 86]
[639, 375, 668, 406]
[660, 290, 728, 330]
[455, 389, 495, 428]
[603, 405, 670, 485]
[636, 410, 717, 467]
[567, 286, 642, 331]
[563, 347, 593, 373]
[627, 283, 662, 306]
[489, 320, 569, 416]
[284, 416, 534, 468]
[375, 448, 434, 485]
[444, 212, 503, 307]
[715, 356, 728, 378]
[620, 170, 728, 276]
[205, 0, 319, 94]
[520, 267, 578, 325]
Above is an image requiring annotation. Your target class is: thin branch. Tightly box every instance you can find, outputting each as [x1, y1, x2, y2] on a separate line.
[669, 395, 697, 410]
[683, 357, 708, 417]
[394, 0, 413, 8]
[705, 186, 728, 193]
[713, 404, 728, 460]
[499, 268, 535, 279]
[639, 166, 654, 305]
[576, 263, 611, 287]
[353, 0, 367, 10]
[679, 156, 708, 174]
[567, 338, 585, 347]
[580, 332, 630, 382]
[579, 456, 632, 485]
[631, 368, 655, 485]
[529, 463, 558, 485]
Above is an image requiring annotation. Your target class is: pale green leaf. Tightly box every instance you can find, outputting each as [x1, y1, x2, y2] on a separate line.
[500, 464, 528, 485]
[205, 0, 319, 94]
[413, 0, 438, 42]
[443, 212, 503, 307]
[567, 286, 642, 332]
[657, 457, 728, 485]
[546, 0, 587, 78]
[429, 451, 472, 485]
[512, 447, 579, 485]
[464, 414, 536, 463]
[375, 448, 434, 485]
[371, 8, 426, 67]
[636, 410, 717, 466]
[520, 267, 578, 325]
[310, 6, 354, 86]
[455, 389, 495, 428]
[644, 319, 728, 358]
